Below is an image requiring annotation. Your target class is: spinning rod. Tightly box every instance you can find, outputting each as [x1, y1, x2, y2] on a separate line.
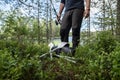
[19, 0, 61, 25]
[49, 0, 62, 25]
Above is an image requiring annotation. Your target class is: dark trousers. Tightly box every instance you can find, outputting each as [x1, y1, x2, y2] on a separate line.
[60, 9, 84, 48]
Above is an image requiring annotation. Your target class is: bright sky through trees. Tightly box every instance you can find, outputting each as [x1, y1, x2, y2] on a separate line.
[0, 0, 100, 32]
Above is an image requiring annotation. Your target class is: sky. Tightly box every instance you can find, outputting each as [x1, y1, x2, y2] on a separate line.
[0, 0, 100, 32]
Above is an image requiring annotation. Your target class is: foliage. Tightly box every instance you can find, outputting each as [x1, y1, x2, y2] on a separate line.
[0, 40, 49, 80]
[94, 31, 117, 54]
[0, 31, 120, 80]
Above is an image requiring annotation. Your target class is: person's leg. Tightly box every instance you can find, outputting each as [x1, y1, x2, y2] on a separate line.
[60, 11, 72, 43]
[72, 9, 84, 50]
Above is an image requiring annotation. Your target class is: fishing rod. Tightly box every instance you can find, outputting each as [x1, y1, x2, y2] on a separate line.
[19, 0, 61, 25]
[49, 0, 62, 25]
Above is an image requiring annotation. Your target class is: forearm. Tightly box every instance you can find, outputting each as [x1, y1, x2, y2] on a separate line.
[59, 3, 65, 15]
[85, 0, 91, 10]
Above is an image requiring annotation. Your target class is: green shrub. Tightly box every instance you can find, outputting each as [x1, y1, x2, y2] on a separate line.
[0, 41, 49, 80]
[0, 31, 120, 80]
[94, 31, 117, 54]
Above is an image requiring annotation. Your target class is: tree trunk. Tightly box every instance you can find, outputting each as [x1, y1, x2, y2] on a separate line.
[37, 0, 41, 44]
[49, 1, 52, 41]
[116, 0, 120, 39]
[46, 0, 49, 43]
[102, 0, 105, 31]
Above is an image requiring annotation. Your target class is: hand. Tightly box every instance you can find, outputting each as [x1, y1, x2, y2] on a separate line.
[57, 13, 61, 21]
[84, 9, 90, 19]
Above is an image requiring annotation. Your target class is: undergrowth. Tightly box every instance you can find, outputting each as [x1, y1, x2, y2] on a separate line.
[0, 31, 120, 80]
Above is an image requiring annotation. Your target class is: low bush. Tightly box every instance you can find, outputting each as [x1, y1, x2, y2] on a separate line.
[0, 31, 120, 80]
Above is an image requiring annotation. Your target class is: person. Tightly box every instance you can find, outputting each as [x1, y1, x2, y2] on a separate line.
[57, 0, 91, 56]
